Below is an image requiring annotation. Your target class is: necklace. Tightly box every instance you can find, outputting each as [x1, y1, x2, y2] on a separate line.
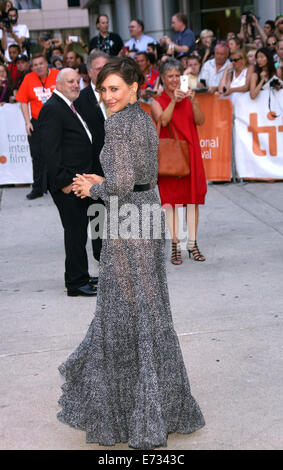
[38, 70, 50, 92]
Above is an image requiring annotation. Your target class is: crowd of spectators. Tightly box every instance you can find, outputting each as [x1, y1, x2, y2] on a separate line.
[1, 3, 283, 107]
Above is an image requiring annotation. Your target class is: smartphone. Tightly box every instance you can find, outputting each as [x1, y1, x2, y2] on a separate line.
[180, 75, 189, 93]
[68, 35, 79, 42]
[121, 46, 130, 55]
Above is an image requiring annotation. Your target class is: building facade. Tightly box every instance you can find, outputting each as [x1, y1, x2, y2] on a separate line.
[17, 0, 89, 48]
[80, 0, 283, 42]
[17, 0, 283, 46]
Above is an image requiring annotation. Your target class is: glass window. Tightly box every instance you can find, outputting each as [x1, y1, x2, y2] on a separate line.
[68, 0, 80, 7]
[14, 1, 42, 9]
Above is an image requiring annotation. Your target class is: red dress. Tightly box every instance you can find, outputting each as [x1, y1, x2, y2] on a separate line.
[156, 90, 207, 206]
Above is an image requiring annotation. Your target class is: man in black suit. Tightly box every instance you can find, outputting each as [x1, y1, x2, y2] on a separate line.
[38, 68, 98, 297]
[74, 50, 108, 261]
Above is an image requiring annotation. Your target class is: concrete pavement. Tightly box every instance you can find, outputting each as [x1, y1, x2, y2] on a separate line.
[0, 182, 283, 450]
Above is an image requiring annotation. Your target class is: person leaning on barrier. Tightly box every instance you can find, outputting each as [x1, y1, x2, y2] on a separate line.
[218, 49, 253, 101]
[250, 47, 282, 99]
[0, 62, 14, 104]
[151, 58, 207, 265]
[197, 42, 230, 94]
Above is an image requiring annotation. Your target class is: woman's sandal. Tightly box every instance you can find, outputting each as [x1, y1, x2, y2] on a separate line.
[171, 240, 183, 265]
[187, 240, 206, 262]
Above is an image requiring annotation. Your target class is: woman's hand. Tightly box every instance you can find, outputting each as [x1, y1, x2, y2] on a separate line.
[173, 88, 186, 102]
[223, 88, 233, 96]
[73, 174, 105, 198]
[82, 173, 105, 185]
[72, 174, 93, 198]
[260, 70, 268, 81]
[186, 88, 196, 102]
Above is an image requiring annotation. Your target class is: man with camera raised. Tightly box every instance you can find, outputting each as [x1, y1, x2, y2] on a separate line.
[0, 7, 29, 61]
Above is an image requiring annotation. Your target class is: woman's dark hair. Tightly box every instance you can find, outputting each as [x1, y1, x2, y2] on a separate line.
[96, 56, 145, 93]
[0, 63, 14, 88]
[255, 47, 277, 85]
[265, 20, 275, 30]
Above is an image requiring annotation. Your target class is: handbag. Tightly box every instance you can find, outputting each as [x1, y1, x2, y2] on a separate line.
[157, 119, 190, 177]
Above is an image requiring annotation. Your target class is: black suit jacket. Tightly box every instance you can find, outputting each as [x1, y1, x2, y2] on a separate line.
[74, 84, 105, 177]
[38, 92, 94, 193]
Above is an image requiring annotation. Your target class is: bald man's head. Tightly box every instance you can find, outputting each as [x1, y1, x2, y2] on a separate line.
[56, 68, 81, 102]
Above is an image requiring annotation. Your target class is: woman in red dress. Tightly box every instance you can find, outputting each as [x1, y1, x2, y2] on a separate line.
[151, 58, 207, 264]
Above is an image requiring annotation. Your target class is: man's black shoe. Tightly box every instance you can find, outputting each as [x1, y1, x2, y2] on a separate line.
[26, 191, 43, 200]
[67, 284, 97, 297]
[89, 276, 99, 286]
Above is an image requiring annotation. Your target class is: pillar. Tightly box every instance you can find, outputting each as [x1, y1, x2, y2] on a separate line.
[114, 0, 131, 41]
[141, 0, 164, 40]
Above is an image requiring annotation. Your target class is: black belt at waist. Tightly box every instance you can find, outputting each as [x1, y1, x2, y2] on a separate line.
[133, 183, 151, 192]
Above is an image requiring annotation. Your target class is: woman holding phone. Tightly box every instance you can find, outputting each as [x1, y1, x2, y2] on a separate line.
[151, 58, 207, 265]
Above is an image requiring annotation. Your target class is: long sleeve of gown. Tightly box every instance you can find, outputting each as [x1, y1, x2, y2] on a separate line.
[89, 114, 135, 203]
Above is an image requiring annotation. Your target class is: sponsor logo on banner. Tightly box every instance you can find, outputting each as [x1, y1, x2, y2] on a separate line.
[197, 94, 233, 181]
[200, 137, 219, 160]
[0, 103, 33, 185]
[248, 112, 283, 157]
[233, 90, 283, 179]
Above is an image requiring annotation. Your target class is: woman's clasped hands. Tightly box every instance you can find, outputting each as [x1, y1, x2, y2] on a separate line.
[72, 173, 105, 198]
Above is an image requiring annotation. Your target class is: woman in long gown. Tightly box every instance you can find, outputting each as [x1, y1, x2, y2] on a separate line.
[57, 57, 205, 449]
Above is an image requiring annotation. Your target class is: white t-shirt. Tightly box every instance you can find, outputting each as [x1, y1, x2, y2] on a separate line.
[198, 58, 231, 87]
[0, 23, 29, 61]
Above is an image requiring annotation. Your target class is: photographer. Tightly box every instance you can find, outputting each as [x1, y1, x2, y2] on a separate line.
[250, 47, 282, 100]
[0, 7, 29, 61]
[238, 12, 266, 46]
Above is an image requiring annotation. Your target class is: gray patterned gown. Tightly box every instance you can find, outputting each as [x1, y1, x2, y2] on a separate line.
[57, 101, 205, 449]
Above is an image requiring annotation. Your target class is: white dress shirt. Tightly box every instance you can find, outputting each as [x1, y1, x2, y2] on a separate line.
[53, 89, 92, 143]
[124, 34, 156, 52]
[91, 82, 107, 120]
[198, 58, 231, 88]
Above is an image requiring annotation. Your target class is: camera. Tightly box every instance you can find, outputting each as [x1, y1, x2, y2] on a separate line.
[243, 11, 255, 25]
[269, 77, 282, 88]
[0, 17, 11, 29]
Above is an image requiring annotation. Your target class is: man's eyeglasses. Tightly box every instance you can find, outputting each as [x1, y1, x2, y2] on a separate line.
[267, 41, 277, 46]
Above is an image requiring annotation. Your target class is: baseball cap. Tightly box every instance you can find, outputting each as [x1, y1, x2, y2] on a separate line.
[16, 54, 29, 62]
